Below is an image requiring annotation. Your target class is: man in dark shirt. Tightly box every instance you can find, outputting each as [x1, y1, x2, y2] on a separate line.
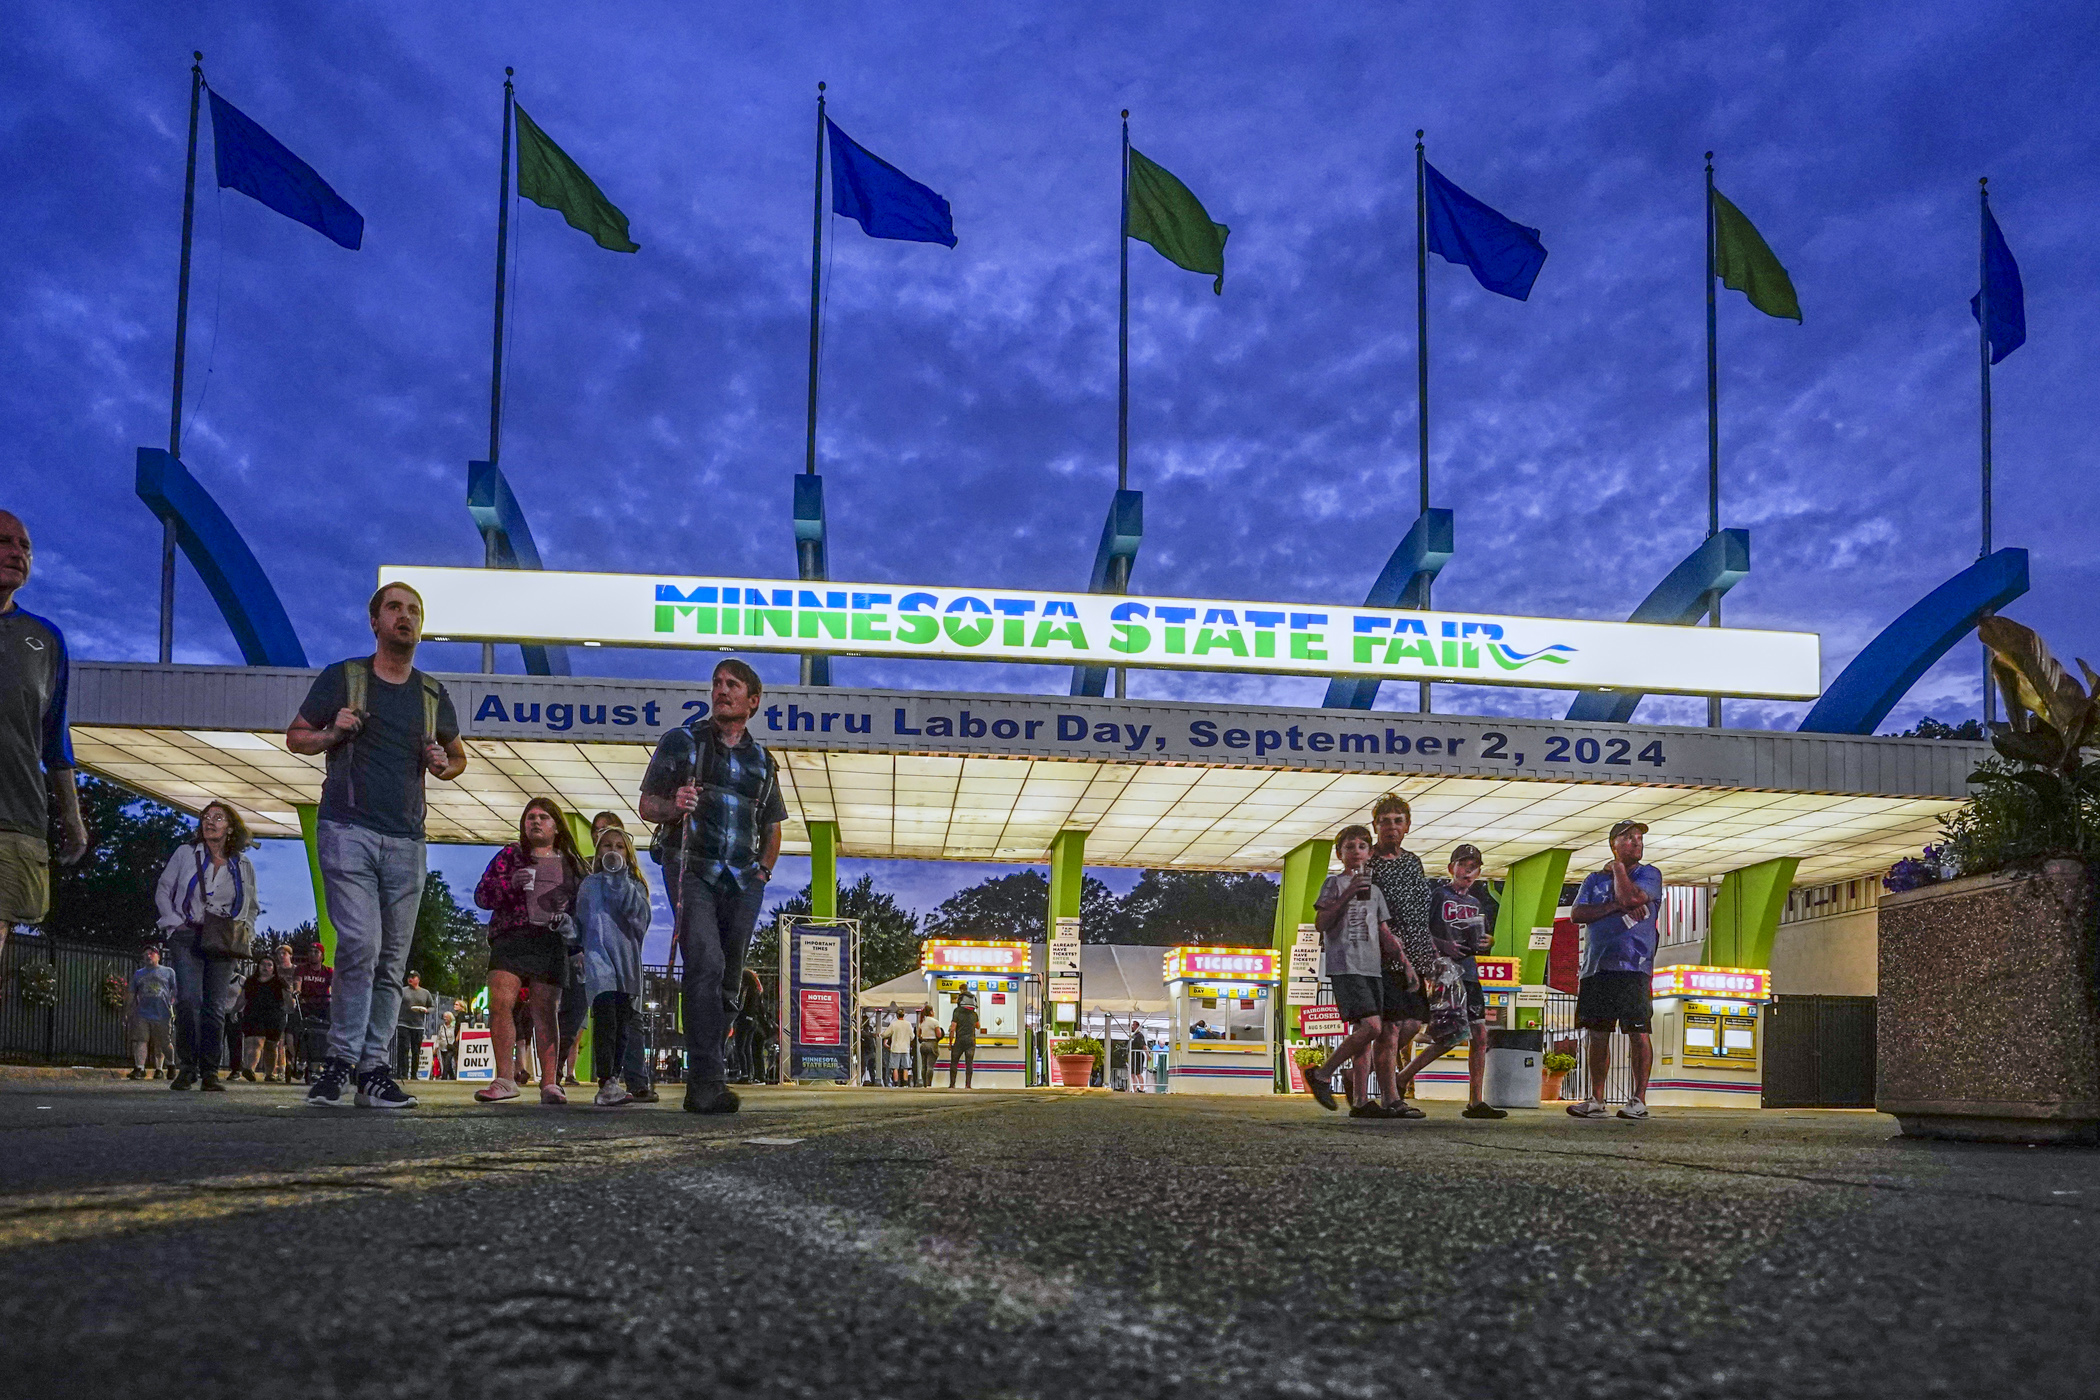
[1427, 844, 1505, 1120]
[286, 583, 466, 1110]
[947, 995, 981, 1089]
[0, 511, 88, 958]
[640, 659, 785, 1115]
[294, 944, 333, 1083]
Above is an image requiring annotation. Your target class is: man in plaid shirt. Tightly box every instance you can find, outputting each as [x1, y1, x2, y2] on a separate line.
[640, 659, 786, 1115]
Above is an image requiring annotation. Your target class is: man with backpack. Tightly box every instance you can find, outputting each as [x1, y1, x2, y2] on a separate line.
[638, 658, 785, 1116]
[286, 583, 466, 1110]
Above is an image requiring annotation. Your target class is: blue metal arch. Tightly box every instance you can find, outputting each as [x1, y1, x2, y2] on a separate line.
[467, 460, 570, 677]
[1564, 529, 1749, 724]
[1071, 489, 1144, 697]
[1323, 508, 1453, 710]
[135, 448, 307, 667]
[1797, 548, 2029, 735]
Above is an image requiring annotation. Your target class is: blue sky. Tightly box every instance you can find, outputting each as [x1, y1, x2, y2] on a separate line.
[8, 4, 2097, 944]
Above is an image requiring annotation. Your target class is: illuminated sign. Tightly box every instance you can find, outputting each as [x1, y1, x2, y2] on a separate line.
[1164, 946, 1280, 982]
[385, 565, 1821, 699]
[1651, 965, 1770, 1001]
[1475, 956, 1521, 987]
[922, 940, 1030, 973]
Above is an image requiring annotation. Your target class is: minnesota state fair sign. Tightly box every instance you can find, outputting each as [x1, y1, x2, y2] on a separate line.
[385, 566, 1822, 699]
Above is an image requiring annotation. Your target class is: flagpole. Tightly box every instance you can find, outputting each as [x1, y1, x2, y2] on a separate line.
[1415, 130, 1431, 715]
[806, 83, 826, 480]
[1705, 151, 1721, 729]
[482, 68, 515, 675]
[1979, 175, 1995, 727]
[1116, 110, 1130, 699]
[162, 51, 204, 665]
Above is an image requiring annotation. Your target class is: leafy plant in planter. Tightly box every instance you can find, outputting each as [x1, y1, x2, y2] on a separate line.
[1940, 617, 2100, 876]
[1054, 1035, 1103, 1059]
[14, 962, 58, 1009]
[1543, 1052, 1577, 1074]
[1291, 1044, 1327, 1070]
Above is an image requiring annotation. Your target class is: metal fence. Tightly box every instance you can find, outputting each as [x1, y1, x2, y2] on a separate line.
[1, 934, 143, 1065]
[1540, 990, 1634, 1105]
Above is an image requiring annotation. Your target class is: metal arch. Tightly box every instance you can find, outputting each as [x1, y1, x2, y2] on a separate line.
[134, 448, 307, 667]
[1564, 529, 1749, 724]
[1322, 508, 1453, 709]
[466, 460, 571, 677]
[1071, 489, 1144, 697]
[1797, 548, 2029, 735]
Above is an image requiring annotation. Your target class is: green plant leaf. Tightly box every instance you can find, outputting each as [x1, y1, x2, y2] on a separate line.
[2007, 769, 2068, 804]
[1988, 727, 2065, 767]
[1980, 616, 2094, 754]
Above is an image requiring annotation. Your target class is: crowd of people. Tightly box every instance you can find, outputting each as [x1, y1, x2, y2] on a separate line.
[1301, 794, 1660, 1121]
[4, 513, 1657, 1120]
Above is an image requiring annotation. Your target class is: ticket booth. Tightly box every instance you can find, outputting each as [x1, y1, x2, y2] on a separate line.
[1413, 956, 1528, 1100]
[921, 939, 1033, 1089]
[1164, 946, 1281, 1095]
[1649, 965, 1771, 1106]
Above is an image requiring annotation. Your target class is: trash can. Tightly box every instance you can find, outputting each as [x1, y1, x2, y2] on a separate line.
[1483, 1027, 1545, 1108]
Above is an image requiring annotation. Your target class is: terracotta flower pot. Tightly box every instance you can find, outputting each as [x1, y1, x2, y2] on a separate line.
[1056, 1054, 1097, 1089]
[1541, 1070, 1568, 1102]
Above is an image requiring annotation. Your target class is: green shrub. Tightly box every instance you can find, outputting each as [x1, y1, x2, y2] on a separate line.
[1054, 1035, 1102, 1059]
[1291, 1044, 1327, 1070]
[1543, 1052, 1577, 1073]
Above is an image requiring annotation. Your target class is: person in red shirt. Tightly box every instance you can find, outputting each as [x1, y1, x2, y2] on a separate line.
[294, 943, 334, 1084]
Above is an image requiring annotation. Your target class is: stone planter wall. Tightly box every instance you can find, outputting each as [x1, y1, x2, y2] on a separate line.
[1877, 859, 2097, 1143]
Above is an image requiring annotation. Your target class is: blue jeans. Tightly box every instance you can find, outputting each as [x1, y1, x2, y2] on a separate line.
[678, 871, 766, 1085]
[317, 821, 426, 1074]
[168, 925, 238, 1074]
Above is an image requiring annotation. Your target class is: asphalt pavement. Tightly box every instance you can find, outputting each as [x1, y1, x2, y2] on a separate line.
[1, 1074, 2095, 1399]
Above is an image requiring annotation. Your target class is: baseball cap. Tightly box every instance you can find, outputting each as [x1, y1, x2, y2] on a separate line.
[1450, 843, 1484, 866]
[1609, 820, 1650, 841]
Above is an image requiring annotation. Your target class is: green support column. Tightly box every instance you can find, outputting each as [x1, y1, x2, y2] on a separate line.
[1497, 848, 1573, 985]
[296, 804, 337, 964]
[1045, 830, 1088, 1085]
[564, 811, 598, 860]
[1708, 856, 1800, 969]
[1269, 837, 1334, 954]
[808, 820, 840, 920]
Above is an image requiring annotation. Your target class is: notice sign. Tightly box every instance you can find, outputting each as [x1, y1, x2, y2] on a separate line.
[1299, 1003, 1345, 1038]
[1050, 918, 1080, 974]
[1049, 974, 1081, 1003]
[799, 934, 841, 986]
[455, 1027, 495, 1080]
[798, 990, 842, 1046]
[1528, 928, 1554, 951]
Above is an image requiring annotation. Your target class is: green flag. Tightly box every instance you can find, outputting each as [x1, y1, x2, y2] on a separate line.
[514, 103, 639, 253]
[1710, 188, 1798, 321]
[1127, 146, 1229, 294]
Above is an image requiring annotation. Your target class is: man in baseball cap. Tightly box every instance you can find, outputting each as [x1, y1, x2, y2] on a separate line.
[1567, 820, 1661, 1120]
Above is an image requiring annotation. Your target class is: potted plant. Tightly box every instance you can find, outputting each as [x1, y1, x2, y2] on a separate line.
[1541, 1052, 1576, 1102]
[1877, 616, 2099, 1144]
[1054, 1034, 1102, 1089]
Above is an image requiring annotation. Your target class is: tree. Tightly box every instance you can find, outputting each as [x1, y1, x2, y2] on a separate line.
[408, 871, 487, 996]
[761, 873, 925, 989]
[924, 870, 1128, 944]
[1116, 869, 1278, 946]
[42, 774, 192, 946]
[1900, 716, 1986, 741]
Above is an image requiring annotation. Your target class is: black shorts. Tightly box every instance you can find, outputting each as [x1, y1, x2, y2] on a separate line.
[1576, 971, 1652, 1034]
[1463, 978, 1487, 1024]
[1330, 973, 1383, 1024]
[489, 929, 567, 985]
[1384, 971, 1429, 1024]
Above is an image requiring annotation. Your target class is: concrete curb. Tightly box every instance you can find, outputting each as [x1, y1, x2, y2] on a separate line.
[0, 1064, 130, 1081]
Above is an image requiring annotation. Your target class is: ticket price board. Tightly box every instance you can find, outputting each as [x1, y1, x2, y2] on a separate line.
[922, 939, 1033, 1088]
[1164, 945, 1281, 1096]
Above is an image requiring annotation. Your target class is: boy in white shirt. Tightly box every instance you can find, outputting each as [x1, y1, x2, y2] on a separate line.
[1303, 824, 1413, 1116]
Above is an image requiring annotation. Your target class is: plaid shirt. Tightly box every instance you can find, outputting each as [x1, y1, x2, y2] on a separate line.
[642, 719, 786, 890]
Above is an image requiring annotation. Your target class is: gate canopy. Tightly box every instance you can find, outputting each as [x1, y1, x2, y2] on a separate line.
[67, 663, 1979, 885]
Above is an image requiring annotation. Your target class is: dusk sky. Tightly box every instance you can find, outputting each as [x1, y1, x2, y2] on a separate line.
[7, 4, 2097, 939]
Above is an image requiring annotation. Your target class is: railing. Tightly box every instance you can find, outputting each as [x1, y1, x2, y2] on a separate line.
[1540, 989, 1633, 1104]
[1, 934, 143, 1064]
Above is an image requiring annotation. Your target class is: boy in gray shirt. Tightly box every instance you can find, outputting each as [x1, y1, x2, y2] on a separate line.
[1303, 824, 1410, 1116]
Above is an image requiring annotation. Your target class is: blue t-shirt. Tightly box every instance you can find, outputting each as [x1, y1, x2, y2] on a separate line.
[1576, 864, 1664, 977]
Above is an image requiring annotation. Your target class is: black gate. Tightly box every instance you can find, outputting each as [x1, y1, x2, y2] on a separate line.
[1, 934, 140, 1065]
[1762, 995, 1877, 1108]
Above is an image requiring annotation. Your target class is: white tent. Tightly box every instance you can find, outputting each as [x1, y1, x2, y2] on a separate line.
[859, 943, 1171, 1016]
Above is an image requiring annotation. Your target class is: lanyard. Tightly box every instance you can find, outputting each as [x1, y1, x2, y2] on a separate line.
[182, 847, 244, 923]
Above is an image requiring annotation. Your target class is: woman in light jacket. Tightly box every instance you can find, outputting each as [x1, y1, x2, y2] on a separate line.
[154, 801, 261, 1092]
[576, 826, 652, 1107]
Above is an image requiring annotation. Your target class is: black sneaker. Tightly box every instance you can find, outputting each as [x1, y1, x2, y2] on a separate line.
[127, 1067, 147, 1081]
[169, 1068, 196, 1091]
[355, 1068, 418, 1110]
[1462, 1102, 1509, 1120]
[199, 1071, 226, 1093]
[682, 1082, 740, 1115]
[306, 1059, 354, 1108]
[1304, 1067, 1339, 1112]
[629, 1086, 659, 1104]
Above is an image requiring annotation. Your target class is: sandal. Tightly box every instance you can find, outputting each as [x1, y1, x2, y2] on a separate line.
[540, 1081, 568, 1106]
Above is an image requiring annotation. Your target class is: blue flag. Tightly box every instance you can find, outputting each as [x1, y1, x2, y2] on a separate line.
[1423, 161, 1545, 300]
[207, 90, 363, 250]
[1970, 206, 2025, 364]
[827, 119, 956, 248]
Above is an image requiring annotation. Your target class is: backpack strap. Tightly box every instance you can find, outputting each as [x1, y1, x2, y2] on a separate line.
[344, 658, 369, 715]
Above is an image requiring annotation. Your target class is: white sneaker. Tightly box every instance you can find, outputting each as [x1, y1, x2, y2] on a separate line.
[1616, 1099, 1650, 1120]
[594, 1079, 633, 1107]
[1565, 1099, 1609, 1119]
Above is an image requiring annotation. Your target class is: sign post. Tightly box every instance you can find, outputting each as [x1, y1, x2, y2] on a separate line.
[779, 914, 860, 1084]
[1048, 916, 1081, 1030]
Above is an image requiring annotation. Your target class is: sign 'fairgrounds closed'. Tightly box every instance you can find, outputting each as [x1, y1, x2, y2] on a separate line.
[384, 565, 1821, 700]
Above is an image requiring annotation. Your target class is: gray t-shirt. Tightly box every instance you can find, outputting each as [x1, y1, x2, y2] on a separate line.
[0, 607, 72, 842]
[398, 985, 436, 1029]
[1317, 872, 1389, 979]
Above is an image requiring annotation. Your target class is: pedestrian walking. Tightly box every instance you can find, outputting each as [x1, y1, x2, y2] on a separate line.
[395, 970, 435, 1080]
[1429, 844, 1505, 1119]
[472, 797, 586, 1105]
[1302, 824, 1413, 1118]
[237, 952, 291, 1081]
[1568, 821, 1663, 1120]
[590, 811, 658, 1102]
[294, 942, 333, 1082]
[287, 582, 466, 1110]
[1367, 793, 1435, 1118]
[884, 1010, 918, 1087]
[638, 659, 785, 1116]
[916, 1009, 944, 1087]
[0, 511, 88, 962]
[577, 825, 652, 1107]
[125, 945, 177, 1079]
[154, 801, 260, 1092]
[947, 994, 980, 1089]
